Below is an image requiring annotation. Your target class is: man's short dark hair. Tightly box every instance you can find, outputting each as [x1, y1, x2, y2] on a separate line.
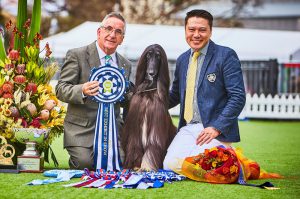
[185, 9, 213, 29]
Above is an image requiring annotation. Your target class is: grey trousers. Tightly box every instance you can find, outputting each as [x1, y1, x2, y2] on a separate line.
[66, 145, 125, 170]
[66, 146, 94, 170]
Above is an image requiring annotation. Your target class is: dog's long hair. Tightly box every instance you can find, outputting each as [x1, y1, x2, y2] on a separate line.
[121, 44, 176, 171]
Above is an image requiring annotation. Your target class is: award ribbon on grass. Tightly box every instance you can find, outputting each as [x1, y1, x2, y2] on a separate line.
[89, 63, 128, 171]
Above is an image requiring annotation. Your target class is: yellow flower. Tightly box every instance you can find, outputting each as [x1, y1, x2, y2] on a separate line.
[209, 147, 218, 152]
[0, 97, 4, 104]
[40, 125, 47, 129]
[212, 160, 217, 168]
[230, 165, 238, 174]
[7, 118, 14, 124]
[60, 105, 67, 113]
[46, 121, 54, 128]
[38, 93, 50, 106]
[53, 118, 64, 126]
[6, 132, 13, 139]
[4, 108, 11, 116]
[4, 98, 13, 107]
[51, 109, 59, 118]
[37, 84, 46, 93]
[45, 84, 53, 93]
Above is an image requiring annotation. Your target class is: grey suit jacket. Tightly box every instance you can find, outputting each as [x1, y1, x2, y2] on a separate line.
[55, 42, 132, 147]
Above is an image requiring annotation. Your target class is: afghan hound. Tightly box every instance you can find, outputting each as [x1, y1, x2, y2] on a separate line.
[121, 44, 177, 171]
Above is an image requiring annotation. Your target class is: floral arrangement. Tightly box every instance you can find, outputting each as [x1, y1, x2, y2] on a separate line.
[170, 146, 282, 184]
[0, 19, 65, 154]
[180, 146, 240, 184]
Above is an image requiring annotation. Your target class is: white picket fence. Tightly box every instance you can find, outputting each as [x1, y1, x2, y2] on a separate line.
[239, 93, 300, 119]
[169, 93, 300, 120]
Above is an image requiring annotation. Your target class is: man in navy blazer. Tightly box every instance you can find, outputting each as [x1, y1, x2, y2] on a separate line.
[164, 9, 246, 170]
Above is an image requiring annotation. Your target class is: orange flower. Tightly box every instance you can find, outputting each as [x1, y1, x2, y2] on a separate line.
[204, 149, 210, 156]
[222, 154, 229, 161]
[217, 150, 224, 158]
[230, 165, 238, 174]
[4, 109, 12, 116]
[222, 166, 230, 175]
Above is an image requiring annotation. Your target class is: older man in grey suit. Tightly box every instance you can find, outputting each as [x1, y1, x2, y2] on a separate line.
[56, 12, 132, 170]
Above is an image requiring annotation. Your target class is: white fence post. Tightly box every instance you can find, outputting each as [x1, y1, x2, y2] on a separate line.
[240, 93, 300, 119]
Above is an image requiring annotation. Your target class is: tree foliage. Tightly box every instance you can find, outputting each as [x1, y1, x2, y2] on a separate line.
[120, 0, 202, 25]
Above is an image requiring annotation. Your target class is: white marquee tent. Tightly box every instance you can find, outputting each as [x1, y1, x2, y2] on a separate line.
[41, 21, 300, 63]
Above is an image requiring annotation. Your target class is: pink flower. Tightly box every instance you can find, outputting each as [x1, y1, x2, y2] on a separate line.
[8, 50, 20, 61]
[16, 64, 26, 74]
[25, 82, 37, 94]
[29, 118, 41, 128]
[4, 63, 14, 71]
[14, 75, 26, 84]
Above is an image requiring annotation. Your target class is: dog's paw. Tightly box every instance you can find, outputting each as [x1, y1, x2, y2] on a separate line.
[133, 167, 152, 172]
[133, 167, 141, 172]
[139, 167, 153, 172]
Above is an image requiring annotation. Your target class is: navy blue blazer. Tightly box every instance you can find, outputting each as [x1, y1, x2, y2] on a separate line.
[170, 40, 246, 142]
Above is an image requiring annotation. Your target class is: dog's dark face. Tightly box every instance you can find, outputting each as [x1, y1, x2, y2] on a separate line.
[144, 48, 161, 90]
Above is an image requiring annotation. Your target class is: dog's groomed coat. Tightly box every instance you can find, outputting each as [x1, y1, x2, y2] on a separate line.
[121, 44, 176, 171]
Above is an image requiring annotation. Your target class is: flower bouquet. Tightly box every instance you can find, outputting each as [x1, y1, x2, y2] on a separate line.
[171, 146, 282, 185]
[0, 15, 65, 166]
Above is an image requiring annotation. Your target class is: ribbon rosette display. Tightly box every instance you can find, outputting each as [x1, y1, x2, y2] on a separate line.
[89, 64, 128, 171]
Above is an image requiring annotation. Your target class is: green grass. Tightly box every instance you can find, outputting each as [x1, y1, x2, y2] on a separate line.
[1, 120, 300, 199]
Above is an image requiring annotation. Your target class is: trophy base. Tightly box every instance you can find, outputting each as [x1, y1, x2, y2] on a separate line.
[0, 165, 19, 173]
[17, 156, 44, 173]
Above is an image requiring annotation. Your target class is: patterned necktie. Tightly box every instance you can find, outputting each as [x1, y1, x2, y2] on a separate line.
[184, 51, 200, 123]
[105, 55, 111, 65]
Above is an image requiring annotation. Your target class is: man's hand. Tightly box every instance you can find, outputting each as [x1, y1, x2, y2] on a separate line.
[82, 81, 99, 96]
[196, 127, 220, 146]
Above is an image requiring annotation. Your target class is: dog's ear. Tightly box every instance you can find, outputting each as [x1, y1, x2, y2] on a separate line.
[157, 45, 170, 97]
[135, 47, 150, 86]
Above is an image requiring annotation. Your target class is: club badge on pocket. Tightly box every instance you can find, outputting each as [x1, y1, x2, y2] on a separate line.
[207, 73, 216, 82]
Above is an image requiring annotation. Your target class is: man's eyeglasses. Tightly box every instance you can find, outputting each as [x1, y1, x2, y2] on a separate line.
[101, 26, 124, 37]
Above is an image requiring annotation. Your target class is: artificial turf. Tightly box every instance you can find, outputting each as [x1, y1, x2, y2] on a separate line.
[0, 120, 299, 199]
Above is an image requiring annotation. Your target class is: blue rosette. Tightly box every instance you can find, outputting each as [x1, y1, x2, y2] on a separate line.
[89, 64, 129, 171]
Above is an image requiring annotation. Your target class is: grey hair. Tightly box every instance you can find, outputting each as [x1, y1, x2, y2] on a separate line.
[100, 12, 126, 35]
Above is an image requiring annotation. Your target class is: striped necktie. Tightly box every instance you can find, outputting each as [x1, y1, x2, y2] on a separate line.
[105, 55, 111, 65]
[184, 51, 200, 123]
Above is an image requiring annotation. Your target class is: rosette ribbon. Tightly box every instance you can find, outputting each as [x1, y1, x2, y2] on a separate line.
[63, 168, 185, 189]
[89, 63, 129, 171]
